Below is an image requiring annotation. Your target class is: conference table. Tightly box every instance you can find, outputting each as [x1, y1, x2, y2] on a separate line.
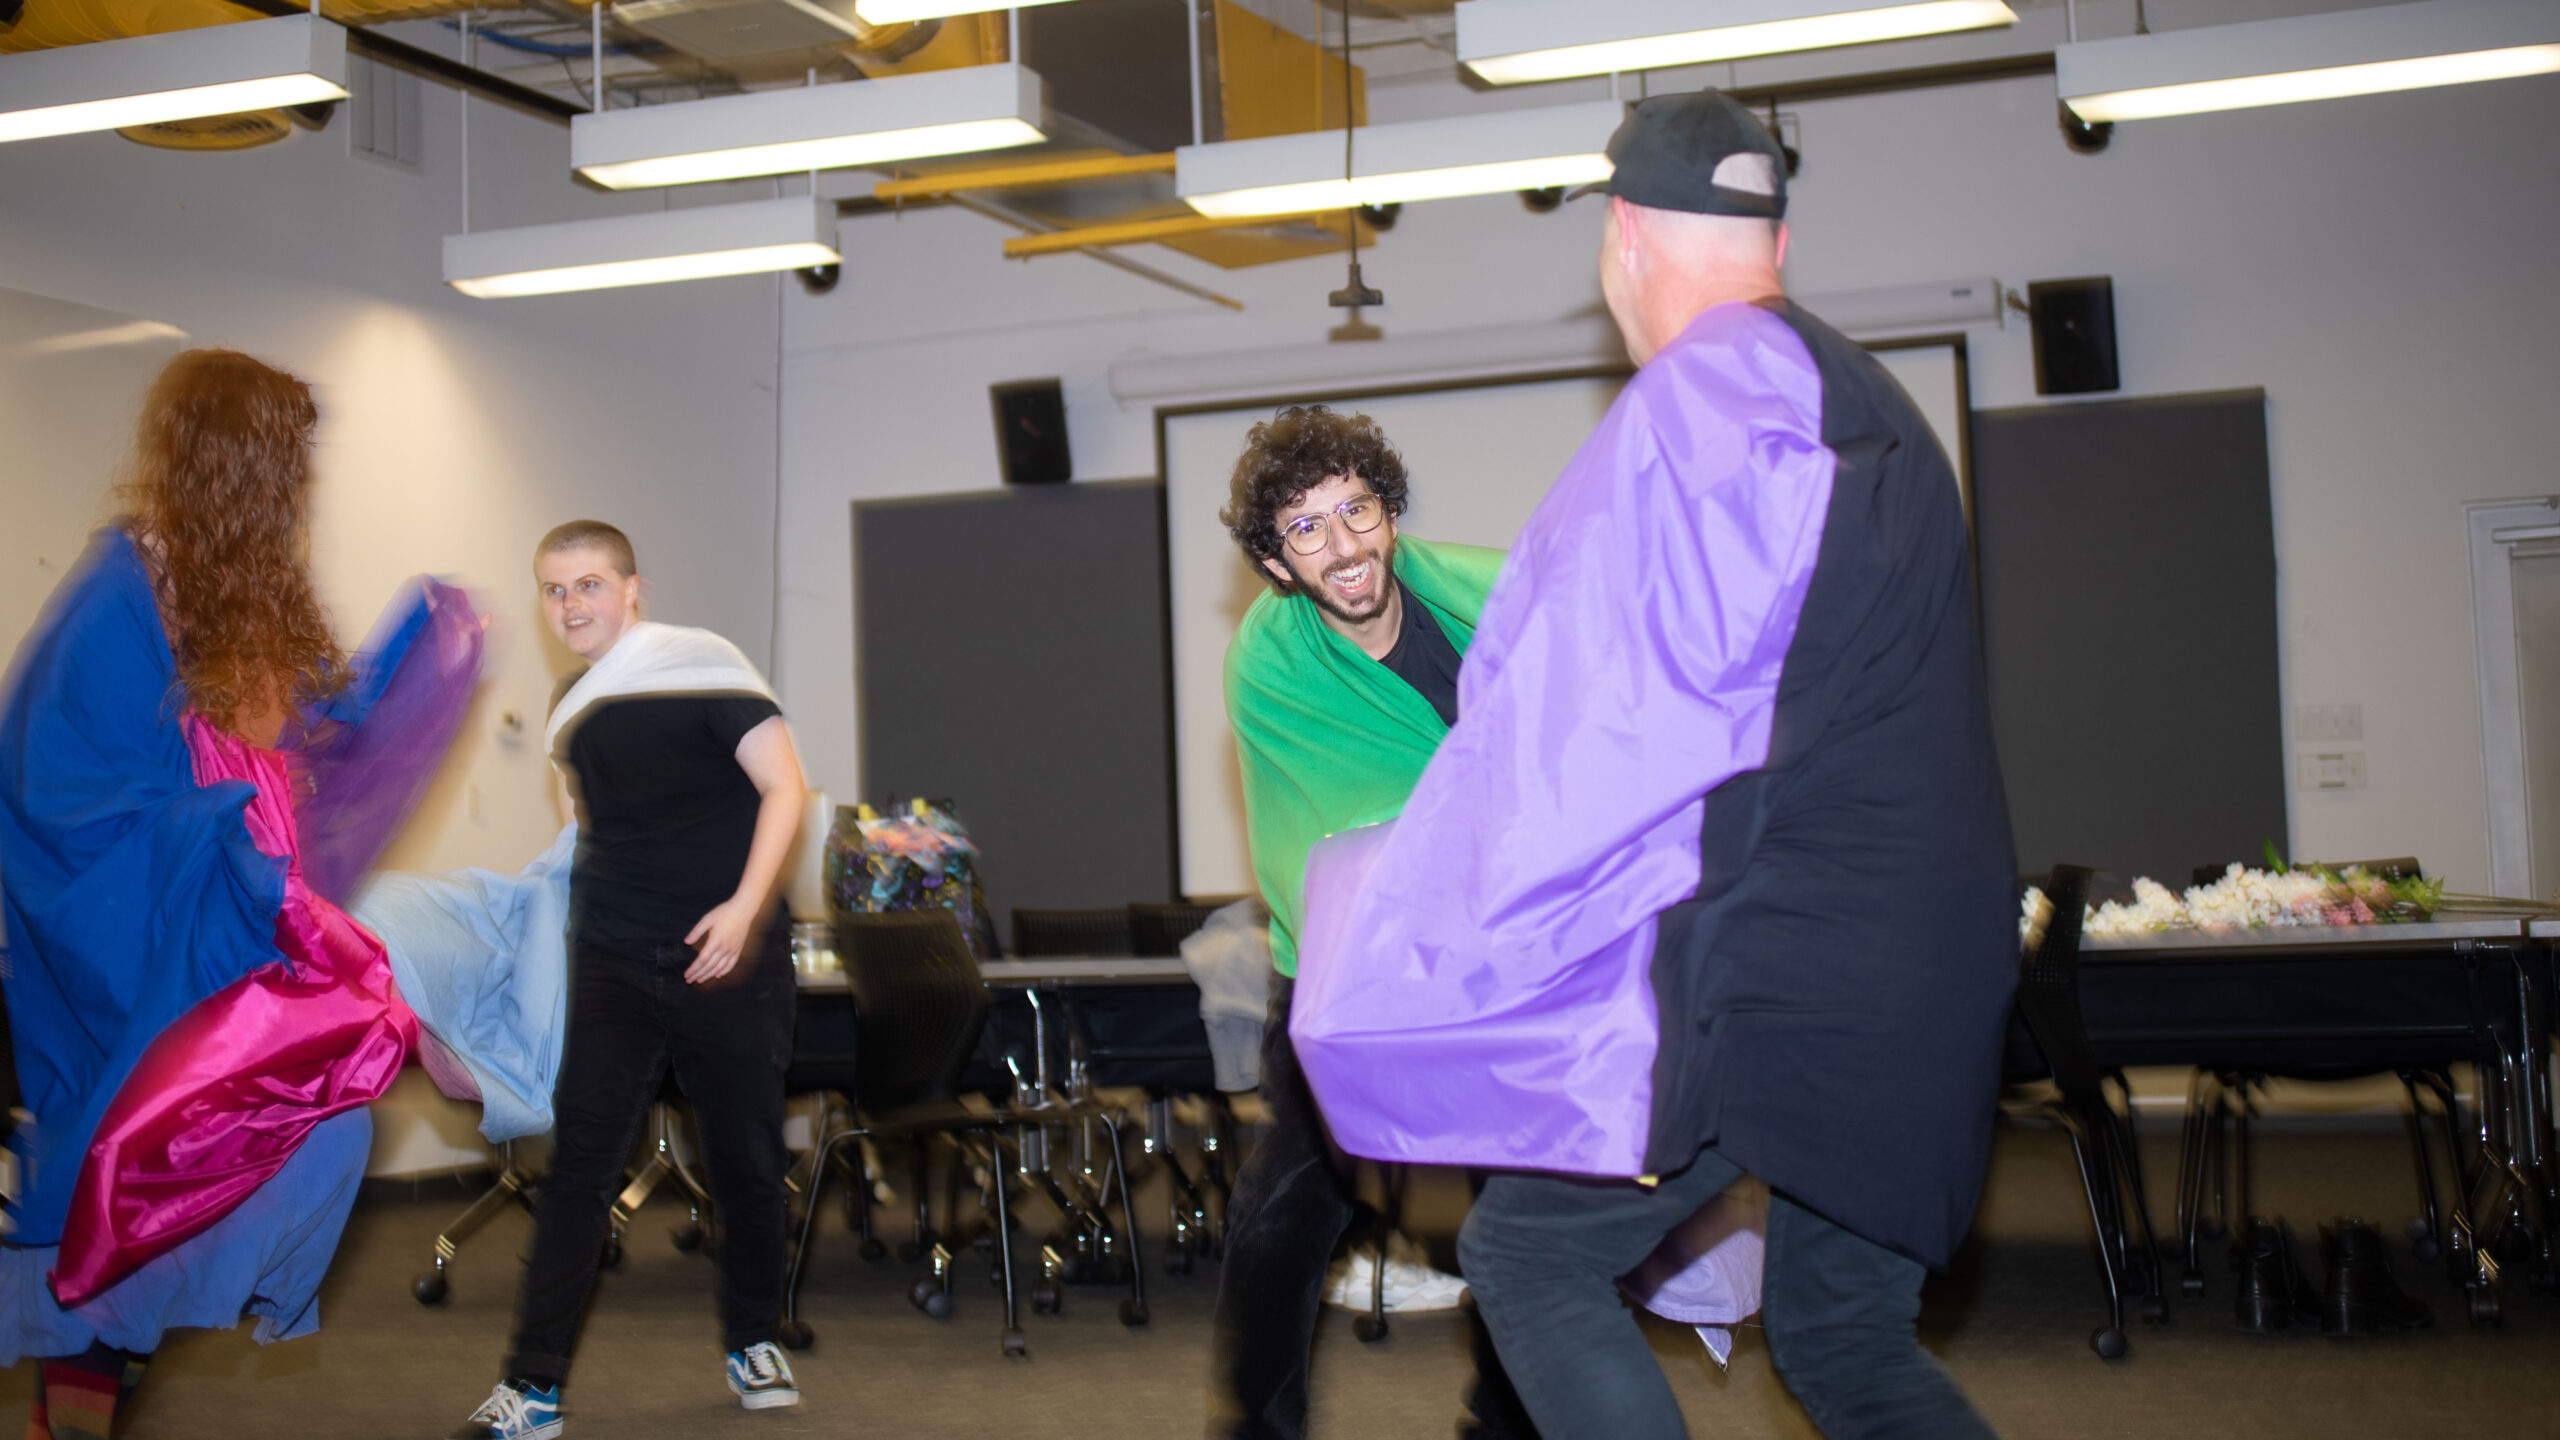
[2076, 913, 2557, 1316]
[796, 921, 2560, 1318]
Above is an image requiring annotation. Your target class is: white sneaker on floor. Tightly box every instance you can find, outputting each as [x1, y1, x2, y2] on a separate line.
[449, 1380, 563, 1440]
[1323, 1232, 1469, 1312]
[726, 1341, 801, 1410]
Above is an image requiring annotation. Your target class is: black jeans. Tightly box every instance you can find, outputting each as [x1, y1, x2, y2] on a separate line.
[1460, 1145, 1997, 1440]
[506, 921, 796, 1389]
[1208, 976, 1538, 1440]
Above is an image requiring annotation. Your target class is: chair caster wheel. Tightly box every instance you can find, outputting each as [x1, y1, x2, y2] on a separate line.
[858, 1237, 888, 1262]
[910, 1278, 954, 1319]
[2140, 1295, 2168, 1325]
[1000, 1327, 1029, 1359]
[898, 1240, 928, 1264]
[599, 1237, 624, 1270]
[1031, 1282, 1063, 1316]
[2179, 1271, 2205, 1298]
[413, 1272, 449, 1306]
[1353, 1313, 1389, 1344]
[2468, 1289, 2502, 1328]
[778, 1319, 813, 1351]
[671, 1223, 705, 1253]
[2091, 1327, 2129, 1360]
[1119, 1297, 1149, 1328]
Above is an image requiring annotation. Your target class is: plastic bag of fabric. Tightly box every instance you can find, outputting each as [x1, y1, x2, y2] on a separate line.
[823, 799, 1000, 958]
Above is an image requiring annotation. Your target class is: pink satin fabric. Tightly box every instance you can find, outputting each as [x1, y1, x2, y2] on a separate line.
[49, 717, 418, 1308]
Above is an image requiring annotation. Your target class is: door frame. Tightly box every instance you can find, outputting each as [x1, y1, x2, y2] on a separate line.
[2469, 497, 2560, 897]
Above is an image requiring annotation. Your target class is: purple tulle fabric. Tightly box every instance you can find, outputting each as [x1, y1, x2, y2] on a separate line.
[1290, 303, 1835, 1177]
[291, 578, 484, 905]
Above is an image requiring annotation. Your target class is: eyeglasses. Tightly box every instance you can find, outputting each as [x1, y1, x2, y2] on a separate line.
[1278, 494, 1387, 556]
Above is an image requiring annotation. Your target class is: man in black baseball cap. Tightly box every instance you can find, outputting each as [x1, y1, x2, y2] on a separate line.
[1568, 86, 1789, 220]
[1308, 86, 2014, 1440]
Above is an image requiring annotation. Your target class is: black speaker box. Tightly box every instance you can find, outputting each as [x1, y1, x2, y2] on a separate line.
[2027, 277, 2120, 396]
[991, 379, 1072, 485]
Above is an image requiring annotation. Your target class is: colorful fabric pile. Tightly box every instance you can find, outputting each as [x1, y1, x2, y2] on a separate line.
[823, 799, 1000, 957]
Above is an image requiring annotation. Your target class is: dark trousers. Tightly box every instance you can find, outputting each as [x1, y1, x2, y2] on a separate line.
[506, 923, 796, 1389]
[1460, 1145, 1996, 1440]
[1209, 976, 1538, 1440]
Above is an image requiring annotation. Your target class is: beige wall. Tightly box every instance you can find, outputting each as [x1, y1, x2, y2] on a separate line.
[775, 53, 2560, 902]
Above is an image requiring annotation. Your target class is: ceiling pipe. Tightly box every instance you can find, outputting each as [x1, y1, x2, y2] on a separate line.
[228, 0, 583, 122]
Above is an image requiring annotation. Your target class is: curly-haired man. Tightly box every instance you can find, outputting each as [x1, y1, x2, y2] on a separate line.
[1208, 405, 1533, 1440]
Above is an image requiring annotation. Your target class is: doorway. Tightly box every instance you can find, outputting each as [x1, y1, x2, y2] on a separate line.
[2468, 498, 2560, 901]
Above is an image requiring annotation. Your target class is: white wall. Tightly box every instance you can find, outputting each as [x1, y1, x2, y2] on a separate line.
[0, 67, 786, 1171]
[777, 60, 2560, 899]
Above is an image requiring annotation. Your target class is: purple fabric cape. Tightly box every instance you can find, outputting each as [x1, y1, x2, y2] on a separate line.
[1291, 303, 1835, 1176]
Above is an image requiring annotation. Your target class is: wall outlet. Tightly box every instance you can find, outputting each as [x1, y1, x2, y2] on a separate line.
[2295, 703, 2363, 742]
[2297, 750, 2368, 791]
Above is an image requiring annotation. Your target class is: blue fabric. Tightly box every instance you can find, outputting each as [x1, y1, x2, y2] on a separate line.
[0, 1109, 371, 1364]
[0, 530, 286, 1248]
[352, 824, 576, 1143]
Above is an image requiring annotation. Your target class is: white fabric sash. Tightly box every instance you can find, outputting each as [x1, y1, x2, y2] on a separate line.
[544, 621, 775, 757]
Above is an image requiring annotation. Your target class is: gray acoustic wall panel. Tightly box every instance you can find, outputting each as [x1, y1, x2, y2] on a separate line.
[1972, 389, 2287, 886]
[853, 480, 1176, 923]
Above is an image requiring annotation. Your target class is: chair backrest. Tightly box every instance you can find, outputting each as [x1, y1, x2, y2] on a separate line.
[1127, 901, 1219, 956]
[836, 909, 992, 1109]
[1011, 907, 1133, 958]
[2013, 863, 2104, 1108]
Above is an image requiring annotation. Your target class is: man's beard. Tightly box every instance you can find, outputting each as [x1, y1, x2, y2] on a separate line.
[1297, 535, 1396, 627]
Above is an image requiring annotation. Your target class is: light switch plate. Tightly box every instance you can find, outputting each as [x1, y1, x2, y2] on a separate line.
[2297, 750, 2368, 791]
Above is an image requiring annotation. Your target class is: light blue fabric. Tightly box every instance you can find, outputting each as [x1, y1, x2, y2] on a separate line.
[0, 1109, 371, 1364]
[352, 824, 575, 1143]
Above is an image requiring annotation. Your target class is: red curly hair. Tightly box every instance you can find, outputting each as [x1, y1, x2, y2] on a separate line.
[123, 349, 348, 733]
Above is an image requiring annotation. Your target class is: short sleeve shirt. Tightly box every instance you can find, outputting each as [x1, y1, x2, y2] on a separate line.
[1376, 580, 1462, 728]
[559, 692, 782, 952]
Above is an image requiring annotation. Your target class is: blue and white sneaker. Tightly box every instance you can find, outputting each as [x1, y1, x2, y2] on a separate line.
[449, 1379, 563, 1439]
[726, 1342, 801, 1410]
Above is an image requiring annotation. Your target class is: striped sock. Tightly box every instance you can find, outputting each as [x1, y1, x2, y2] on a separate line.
[35, 1364, 115, 1440]
[25, 1390, 48, 1440]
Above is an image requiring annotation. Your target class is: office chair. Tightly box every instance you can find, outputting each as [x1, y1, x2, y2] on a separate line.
[782, 909, 1148, 1359]
[2005, 863, 2167, 1359]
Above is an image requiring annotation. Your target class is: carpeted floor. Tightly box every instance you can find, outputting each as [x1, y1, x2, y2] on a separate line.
[9, 1119, 2554, 1439]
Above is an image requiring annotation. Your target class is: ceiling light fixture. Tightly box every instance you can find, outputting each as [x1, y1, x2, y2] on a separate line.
[852, 0, 1083, 22]
[0, 14, 349, 145]
[1457, 0, 2018, 87]
[572, 61, 1045, 190]
[2059, 0, 2560, 124]
[443, 195, 840, 299]
[1178, 101, 1621, 220]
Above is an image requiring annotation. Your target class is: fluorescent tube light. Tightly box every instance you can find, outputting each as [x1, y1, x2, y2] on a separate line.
[854, 0, 1081, 21]
[0, 15, 348, 144]
[2060, 0, 2560, 123]
[1178, 101, 1621, 220]
[573, 61, 1043, 189]
[1458, 0, 2017, 86]
[443, 196, 839, 299]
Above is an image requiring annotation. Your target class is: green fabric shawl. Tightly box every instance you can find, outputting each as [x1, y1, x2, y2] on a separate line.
[1223, 535, 1507, 976]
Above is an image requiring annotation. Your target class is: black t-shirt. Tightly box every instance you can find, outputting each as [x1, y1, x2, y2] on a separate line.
[559, 692, 782, 951]
[1377, 580, 1462, 728]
